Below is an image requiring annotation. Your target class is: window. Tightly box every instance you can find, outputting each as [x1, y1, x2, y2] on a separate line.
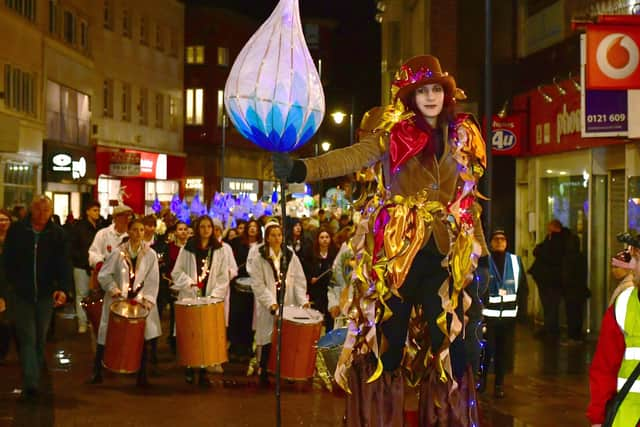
[122, 8, 131, 38]
[217, 90, 225, 127]
[63, 10, 76, 45]
[46, 80, 91, 145]
[49, 0, 58, 34]
[186, 46, 204, 64]
[185, 88, 203, 125]
[155, 24, 163, 51]
[4, 64, 36, 116]
[103, 0, 113, 30]
[169, 31, 178, 57]
[79, 20, 88, 51]
[169, 96, 177, 130]
[217, 47, 229, 67]
[121, 83, 131, 121]
[139, 16, 148, 45]
[155, 93, 163, 128]
[103, 79, 113, 117]
[5, 0, 35, 21]
[138, 87, 148, 125]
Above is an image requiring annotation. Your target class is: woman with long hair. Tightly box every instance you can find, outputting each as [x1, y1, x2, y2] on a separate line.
[227, 218, 262, 361]
[91, 218, 161, 387]
[247, 221, 308, 385]
[273, 54, 488, 425]
[304, 227, 337, 332]
[171, 215, 230, 386]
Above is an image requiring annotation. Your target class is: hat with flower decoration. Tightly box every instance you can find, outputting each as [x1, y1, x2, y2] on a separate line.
[392, 55, 466, 106]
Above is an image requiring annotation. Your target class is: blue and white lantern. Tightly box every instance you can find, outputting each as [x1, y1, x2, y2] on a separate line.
[224, 0, 325, 152]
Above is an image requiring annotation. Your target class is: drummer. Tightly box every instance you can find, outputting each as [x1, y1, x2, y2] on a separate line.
[246, 221, 309, 386]
[170, 215, 230, 386]
[89, 218, 162, 387]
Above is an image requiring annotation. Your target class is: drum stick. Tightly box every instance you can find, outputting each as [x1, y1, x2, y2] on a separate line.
[314, 269, 333, 282]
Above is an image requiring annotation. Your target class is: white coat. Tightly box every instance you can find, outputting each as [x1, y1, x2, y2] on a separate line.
[88, 224, 128, 268]
[170, 242, 230, 301]
[247, 243, 308, 346]
[96, 242, 161, 345]
[221, 241, 238, 326]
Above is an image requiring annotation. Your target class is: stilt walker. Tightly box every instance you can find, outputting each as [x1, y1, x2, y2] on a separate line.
[223, 1, 325, 425]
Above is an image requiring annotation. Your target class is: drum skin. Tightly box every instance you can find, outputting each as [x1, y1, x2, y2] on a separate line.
[175, 297, 227, 367]
[103, 300, 148, 373]
[81, 289, 104, 332]
[268, 306, 323, 380]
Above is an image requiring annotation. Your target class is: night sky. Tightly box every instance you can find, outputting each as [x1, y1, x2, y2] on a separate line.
[186, 0, 382, 150]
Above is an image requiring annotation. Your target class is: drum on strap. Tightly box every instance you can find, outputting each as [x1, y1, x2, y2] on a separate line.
[81, 289, 104, 332]
[232, 276, 253, 293]
[268, 306, 323, 381]
[175, 296, 227, 367]
[103, 300, 149, 373]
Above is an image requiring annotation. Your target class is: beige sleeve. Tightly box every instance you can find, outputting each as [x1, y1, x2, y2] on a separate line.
[302, 132, 386, 182]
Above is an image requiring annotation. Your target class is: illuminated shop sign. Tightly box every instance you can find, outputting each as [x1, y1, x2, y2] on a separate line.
[48, 151, 89, 181]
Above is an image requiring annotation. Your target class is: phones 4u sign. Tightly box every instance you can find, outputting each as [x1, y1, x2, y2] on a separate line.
[491, 114, 523, 156]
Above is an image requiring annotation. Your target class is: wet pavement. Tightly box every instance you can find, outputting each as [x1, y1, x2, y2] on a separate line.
[0, 308, 594, 426]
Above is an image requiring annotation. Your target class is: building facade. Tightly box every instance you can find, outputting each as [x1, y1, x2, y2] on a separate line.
[0, 0, 184, 219]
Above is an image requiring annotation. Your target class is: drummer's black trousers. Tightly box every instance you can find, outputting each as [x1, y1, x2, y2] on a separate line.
[228, 284, 254, 357]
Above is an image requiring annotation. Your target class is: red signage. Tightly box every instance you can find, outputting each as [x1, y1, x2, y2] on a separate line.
[587, 24, 640, 89]
[491, 114, 524, 156]
[125, 150, 167, 180]
[527, 80, 616, 156]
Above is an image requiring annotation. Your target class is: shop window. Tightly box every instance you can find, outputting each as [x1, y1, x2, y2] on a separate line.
[145, 180, 179, 215]
[103, 78, 113, 118]
[4, 64, 36, 116]
[138, 87, 148, 125]
[217, 47, 228, 66]
[97, 176, 121, 218]
[541, 174, 588, 252]
[185, 88, 203, 125]
[628, 177, 640, 231]
[121, 82, 131, 121]
[4, 162, 35, 210]
[155, 93, 163, 128]
[5, 0, 36, 22]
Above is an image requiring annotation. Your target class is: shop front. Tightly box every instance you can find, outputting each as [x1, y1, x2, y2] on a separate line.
[512, 78, 633, 332]
[42, 142, 96, 224]
[96, 146, 185, 216]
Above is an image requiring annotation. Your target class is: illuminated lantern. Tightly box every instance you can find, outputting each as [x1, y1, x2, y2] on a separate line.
[224, 0, 325, 152]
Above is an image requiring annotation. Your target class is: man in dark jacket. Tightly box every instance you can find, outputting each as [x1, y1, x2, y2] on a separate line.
[4, 195, 71, 399]
[70, 200, 101, 333]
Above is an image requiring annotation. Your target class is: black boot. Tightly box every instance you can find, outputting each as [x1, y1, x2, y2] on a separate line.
[198, 368, 212, 387]
[88, 344, 104, 384]
[136, 341, 150, 388]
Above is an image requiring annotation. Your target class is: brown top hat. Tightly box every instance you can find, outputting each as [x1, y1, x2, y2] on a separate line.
[392, 55, 466, 106]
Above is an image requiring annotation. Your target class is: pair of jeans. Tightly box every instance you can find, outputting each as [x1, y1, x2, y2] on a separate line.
[73, 268, 90, 327]
[14, 295, 54, 390]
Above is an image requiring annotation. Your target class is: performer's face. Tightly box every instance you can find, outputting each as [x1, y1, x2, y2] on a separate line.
[175, 223, 188, 243]
[198, 219, 213, 241]
[414, 83, 444, 126]
[267, 226, 283, 249]
[128, 222, 144, 245]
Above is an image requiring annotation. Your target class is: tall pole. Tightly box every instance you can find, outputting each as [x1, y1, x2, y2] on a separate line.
[275, 177, 289, 427]
[483, 0, 493, 235]
[221, 113, 227, 192]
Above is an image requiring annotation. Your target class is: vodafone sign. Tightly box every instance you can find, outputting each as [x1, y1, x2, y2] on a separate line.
[587, 24, 640, 89]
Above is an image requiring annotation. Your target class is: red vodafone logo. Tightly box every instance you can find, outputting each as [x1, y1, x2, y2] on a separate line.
[596, 33, 639, 79]
[587, 25, 640, 89]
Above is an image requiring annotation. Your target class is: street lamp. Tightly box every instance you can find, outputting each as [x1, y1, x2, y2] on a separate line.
[321, 140, 332, 152]
[331, 110, 354, 146]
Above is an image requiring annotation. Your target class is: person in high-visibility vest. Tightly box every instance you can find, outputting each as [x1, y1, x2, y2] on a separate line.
[482, 228, 528, 399]
[588, 233, 640, 427]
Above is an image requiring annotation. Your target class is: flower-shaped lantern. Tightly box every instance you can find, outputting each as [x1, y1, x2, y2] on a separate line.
[224, 0, 325, 152]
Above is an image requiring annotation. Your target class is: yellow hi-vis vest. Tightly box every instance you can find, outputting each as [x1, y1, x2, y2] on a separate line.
[613, 286, 640, 427]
